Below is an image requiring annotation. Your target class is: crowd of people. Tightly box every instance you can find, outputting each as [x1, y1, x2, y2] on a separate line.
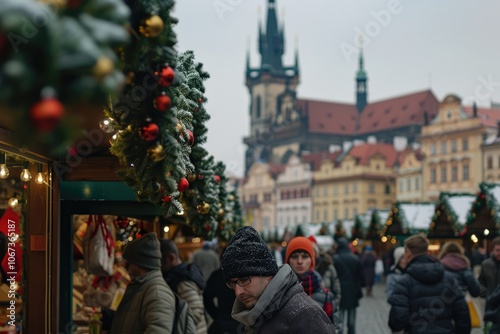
[89, 228, 500, 334]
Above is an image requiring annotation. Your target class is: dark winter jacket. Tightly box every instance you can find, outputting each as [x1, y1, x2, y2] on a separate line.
[440, 252, 480, 297]
[231, 264, 334, 334]
[203, 268, 239, 334]
[333, 238, 364, 309]
[388, 254, 471, 334]
[479, 256, 500, 298]
[484, 284, 500, 324]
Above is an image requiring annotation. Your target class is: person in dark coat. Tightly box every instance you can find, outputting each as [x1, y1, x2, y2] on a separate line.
[438, 241, 480, 297]
[333, 237, 363, 334]
[484, 284, 500, 333]
[203, 267, 239, 334]
[361, 246, 377, 297]
[388, 234, 471, 334]
[221, 226, 334, 334]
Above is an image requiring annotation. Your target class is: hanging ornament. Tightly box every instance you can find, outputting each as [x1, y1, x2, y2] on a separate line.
[214, 175, 221, 183]
[186, 189, 196, 197]
[177, 178, 189, 192]
[125, 71, 135, 85]
[205, 224, 212, 232]
[197, 202, 211, 215]
[148, 144, 165, 162]
[185, 130, 194, 146]
[99, 117, 115, 133]
[139, 123, 159, 141]
[228, 195, 235, 201]
[92, 56, 114, 80]
[198, 97, 203, 103]
[139, 15, 164, 38]
[187, 173, 197, 182]
[154, 93, 172, 111]
[218, 208, 224, 217]
[155, 66, 175, 87]
[177, 123, 183, 133]
[161, 195, 172, 203]
[30, 87, 64, 132]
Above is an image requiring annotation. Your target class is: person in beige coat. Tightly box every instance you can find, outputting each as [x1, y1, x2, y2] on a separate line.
[109, 232, 176, 334]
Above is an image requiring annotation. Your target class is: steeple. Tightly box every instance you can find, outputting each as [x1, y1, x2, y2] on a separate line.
[356, 36, 368, 113]
[258, 0, 284, 73]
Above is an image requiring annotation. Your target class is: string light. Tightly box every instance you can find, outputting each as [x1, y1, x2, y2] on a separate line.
[35, 163, 44, 185]
[20, 161, 31, 182]
[0, 153, 9, 179]
[8, 198, 18, 208]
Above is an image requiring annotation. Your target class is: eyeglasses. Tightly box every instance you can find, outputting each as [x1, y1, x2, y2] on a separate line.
[226, 277, 251, 289]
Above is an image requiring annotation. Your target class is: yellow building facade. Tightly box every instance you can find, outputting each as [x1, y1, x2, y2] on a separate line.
[312, 143, 397, 222]
[396, 148, 424, 202]
[420, 95, 484, 201]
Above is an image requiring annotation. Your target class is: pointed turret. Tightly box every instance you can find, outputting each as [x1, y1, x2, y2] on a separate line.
[258, 0, 284, 73]
[356, 40, 368, 113]
[473, 101, 478, 117]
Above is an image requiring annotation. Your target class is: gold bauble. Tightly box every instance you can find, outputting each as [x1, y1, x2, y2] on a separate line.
[187, 173, 197, 182]
[139, 15, 164, 38]
[186, 189, 196, 197]
[177, 123, 183, 132]
[148, 144, 165, 162]
[197, 202, 211, 215]
[228, 195, 235, 201]
[125, 71, 135, 85]
[218, 208, 224, 217]
[92, 56, 114, 80]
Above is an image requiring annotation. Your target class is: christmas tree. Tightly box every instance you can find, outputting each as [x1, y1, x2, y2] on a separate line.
[0, 0, 129, 154]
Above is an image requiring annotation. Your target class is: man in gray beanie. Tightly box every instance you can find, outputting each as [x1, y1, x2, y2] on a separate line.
[221, 226, 334, 333]
[108, 232, 176, 334]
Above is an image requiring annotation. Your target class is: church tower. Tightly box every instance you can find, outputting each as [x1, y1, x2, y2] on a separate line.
[244, 0, 300, 174]
[356, 45, 368, 113]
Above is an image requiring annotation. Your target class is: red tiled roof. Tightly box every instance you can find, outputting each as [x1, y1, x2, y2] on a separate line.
[356, 90, 439, 134]
[297, 90, 439, 136]
[301, 151, 342, 171]
[346, 143, 399, 167]
[296, 99, 358, 134]
[463, 106, 500, 128]
[267, 163, 285, 178]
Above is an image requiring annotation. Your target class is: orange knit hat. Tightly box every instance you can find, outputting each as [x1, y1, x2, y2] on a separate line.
[285, 237, 315, 270]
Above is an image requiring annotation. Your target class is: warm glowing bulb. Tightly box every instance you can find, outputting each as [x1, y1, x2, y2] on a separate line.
[35, 172, 44, 185]
[20, 169, 31, 182]
[163, 226, 170, 233]
[0, 164, 8, 179]
[8, 198, 18, 208]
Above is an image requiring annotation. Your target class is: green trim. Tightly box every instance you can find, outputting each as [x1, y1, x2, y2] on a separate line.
[60, 181, 137, 201]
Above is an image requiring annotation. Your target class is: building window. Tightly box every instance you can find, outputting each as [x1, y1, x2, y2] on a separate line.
[385, 184, 391, 194]
[334, 209, 338, 220]
[344, 208, 349, 219]
[451, 140, 457, 153]
[463, 164, 470, 181]
[305, 189, 309, 198]
[441, 167, 447, 183]
[441, 142, 447, 154]
[369, 183, 375, 193]
[353, 182, 358, 193]
[315, 188, 320, 197]
[334, 186, 338, 195]
[430, 143, 436, 156]
[353, 208, 358, 217]
[315, 211, 320, 221]
[264, 193, 272, 202]
[431, 168, 437, 184]
[452, 166, 458, 182]
[344, 184, 349, 194]
[399, 179, 404, 193]
[488, 156, 493, 169]
[263, 217, 270, 229]
[406, 178, 411, 192]
[463, 139, 468, 151]
[323, 210, 328, 221]
[255, 96, 261, 119]
[415, 177, 420, 190]
[323, 187, 328, 196]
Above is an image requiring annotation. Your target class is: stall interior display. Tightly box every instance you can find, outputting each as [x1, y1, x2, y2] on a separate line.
[72, 215, 152, 327]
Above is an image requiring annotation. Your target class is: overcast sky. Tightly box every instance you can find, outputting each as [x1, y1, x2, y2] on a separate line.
[173, 1, 500, 177]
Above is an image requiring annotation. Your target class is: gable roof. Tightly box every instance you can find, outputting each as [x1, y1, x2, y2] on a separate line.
[301, 151, 342, 171]
[297, 90, 439, 136]
[463, 106, 500, 128]
[345, 143, 399, 167]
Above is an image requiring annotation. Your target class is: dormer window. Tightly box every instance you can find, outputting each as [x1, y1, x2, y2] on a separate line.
[447, 110, 452, 119]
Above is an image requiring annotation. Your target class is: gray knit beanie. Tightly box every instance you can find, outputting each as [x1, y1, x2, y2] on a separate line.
[122, 232, 162, 270]
[221, 226, 278, 281]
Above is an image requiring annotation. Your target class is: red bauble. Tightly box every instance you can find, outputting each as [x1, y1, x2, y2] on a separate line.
[186, 130, 194, 145]
[162, 195, 172, 203]
[214, 175, 221, 183]
[155, 66, 175, 87]
[30, 97, 64, 132]
[197, 174, 204, 180]
[177, 178, 189, 192]
[154, 93, 172, 111]
[139, 123, 159, 141]
[198, 98, 203, 103]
